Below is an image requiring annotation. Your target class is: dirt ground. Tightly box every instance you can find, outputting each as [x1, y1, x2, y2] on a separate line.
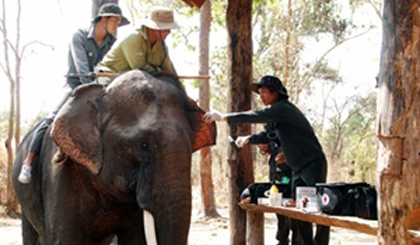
[0, 206, 377, 245]
[0, 187, 376, 245]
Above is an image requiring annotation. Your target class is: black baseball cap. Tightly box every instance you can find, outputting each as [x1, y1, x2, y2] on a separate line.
[250, 75, 289, 98]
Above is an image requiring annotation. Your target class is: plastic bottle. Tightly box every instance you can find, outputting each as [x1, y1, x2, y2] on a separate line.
[269, 184, 279, 206]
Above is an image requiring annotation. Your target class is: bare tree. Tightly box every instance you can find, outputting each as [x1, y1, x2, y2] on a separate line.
[0, 0, 54, 214]
[0, 0, 20, 214]
[198, 0, 219, 218]
[0, 0, 22, 214]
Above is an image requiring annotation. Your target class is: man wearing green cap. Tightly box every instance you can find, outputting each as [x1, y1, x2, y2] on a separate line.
[18, 3, 129, 184]
[204, 75, 330, 245]
[97, 6, 180, 80]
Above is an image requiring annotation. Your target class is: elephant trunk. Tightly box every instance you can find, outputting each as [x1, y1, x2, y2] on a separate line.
[137, 146, 192, 245]
[140, 184, 191, 245]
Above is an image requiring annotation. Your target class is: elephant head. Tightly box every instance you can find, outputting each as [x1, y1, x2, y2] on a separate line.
[51, 70, 216, 244]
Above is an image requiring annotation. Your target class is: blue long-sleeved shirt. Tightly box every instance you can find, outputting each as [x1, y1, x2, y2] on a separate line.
[66, 25, 116, 89]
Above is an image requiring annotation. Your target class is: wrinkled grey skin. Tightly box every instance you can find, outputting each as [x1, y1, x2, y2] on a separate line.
[12, 70, 214, 245]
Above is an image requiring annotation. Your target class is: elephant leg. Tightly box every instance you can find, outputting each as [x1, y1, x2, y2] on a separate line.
[21, 212, 40, 245]
[116, 224, 146, 245]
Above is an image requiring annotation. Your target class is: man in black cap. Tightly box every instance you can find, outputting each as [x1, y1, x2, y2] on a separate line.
[204, 75, 330, 245]
[18, 3, 129, 184]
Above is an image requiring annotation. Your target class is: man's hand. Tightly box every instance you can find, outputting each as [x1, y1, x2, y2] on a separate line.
[275, 152, 286, 164]
[258, 144, 270, 154]
[204, 111, 225, 123]
[235, 135, 251, 148]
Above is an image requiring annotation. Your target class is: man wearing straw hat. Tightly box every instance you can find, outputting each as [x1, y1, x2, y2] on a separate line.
[18, 3, 129, 184]
[98, 6, 180, 80]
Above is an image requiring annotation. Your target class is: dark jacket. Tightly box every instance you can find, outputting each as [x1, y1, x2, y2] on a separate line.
[249, 125, 291, 182]
[66, 25, 116, 89]
[227, 98, 325, 172]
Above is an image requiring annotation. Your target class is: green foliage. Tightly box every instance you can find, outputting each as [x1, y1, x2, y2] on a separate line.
[203, 0, 381, 186]
[0, 111, 9, 139]
[296, 0, 353, 43]
[191, 78, 199, 89]
[250, 0, 360, 104]
[209, 46, 229, 111]
[322, 92, 377, 183]
[211, 0, 227, 28]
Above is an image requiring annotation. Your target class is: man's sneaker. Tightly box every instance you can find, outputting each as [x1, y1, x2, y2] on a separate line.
[18, 165, 32, 184]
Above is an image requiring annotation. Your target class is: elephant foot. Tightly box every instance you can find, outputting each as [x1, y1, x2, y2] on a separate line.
[52, 149, 67, 165]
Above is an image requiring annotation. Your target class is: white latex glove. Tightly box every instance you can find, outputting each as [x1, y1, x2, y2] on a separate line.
[235, 135, 251, 148]
[204, 110, 224, 123]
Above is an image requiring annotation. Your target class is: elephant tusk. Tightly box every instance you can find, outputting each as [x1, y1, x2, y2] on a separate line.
[144, 210, 158, 245]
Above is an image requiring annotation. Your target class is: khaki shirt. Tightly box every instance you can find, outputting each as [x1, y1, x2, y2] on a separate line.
[98, 26, 177, 75]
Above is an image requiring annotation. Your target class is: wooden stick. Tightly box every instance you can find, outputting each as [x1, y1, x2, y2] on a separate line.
[92, 72, 118, 77]
[178, 75, 210, 79]
[92, 72, 210, 80]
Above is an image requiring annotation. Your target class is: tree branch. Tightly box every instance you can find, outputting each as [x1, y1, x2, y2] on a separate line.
[4, 37, 18, 56]
[1, 0, 13, 83]
[299, 27, 374, 93]
[20, 40, 54, 57]
[0, 62, 7, 75]
[0, 18, 4, 32]
[367, 0, 382, 21]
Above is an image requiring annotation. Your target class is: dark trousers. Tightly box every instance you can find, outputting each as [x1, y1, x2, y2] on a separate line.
[291, 157, 330, 245]
[276, 214, 302, 245]
[270, 161, 297, 244]
[28, 89, 72, 153]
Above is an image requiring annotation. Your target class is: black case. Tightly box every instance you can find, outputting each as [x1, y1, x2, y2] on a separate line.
[316, 182, 377, 220]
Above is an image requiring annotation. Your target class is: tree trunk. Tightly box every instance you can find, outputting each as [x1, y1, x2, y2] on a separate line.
[226, 0, 254, 244]
[378, 1, 420, 244]
[246, 211, 264, 245]
[1, 0, 18, 214]
[283, 0, 292, 86]
[14, 0, 22, 153]
[5, 74, 16, 214]
[198, 0, 219, 217]
[91, 0, 118, 18]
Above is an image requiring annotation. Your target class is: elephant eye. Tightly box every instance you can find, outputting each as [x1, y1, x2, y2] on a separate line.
[140, 141, 149, 150]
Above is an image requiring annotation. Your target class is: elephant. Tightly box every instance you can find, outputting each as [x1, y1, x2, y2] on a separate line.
[12, 70, 217, 245]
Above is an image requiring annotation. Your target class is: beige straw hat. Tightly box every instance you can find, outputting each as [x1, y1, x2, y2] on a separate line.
[141, 7, 181, 30]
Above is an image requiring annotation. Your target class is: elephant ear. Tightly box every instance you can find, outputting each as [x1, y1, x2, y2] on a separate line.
[51, 84, 104, 175]
[188, 100, 217, 152]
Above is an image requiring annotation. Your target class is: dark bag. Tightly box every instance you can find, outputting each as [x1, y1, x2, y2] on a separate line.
[353, 184, 378, 220]
[316, 182, 378, 220]
[241, 182, 292, 204]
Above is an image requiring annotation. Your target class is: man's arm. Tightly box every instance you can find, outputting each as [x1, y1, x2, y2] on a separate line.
[227, 105, 286, 124]
[160, 45, 177, 75]
[69, 30, 92, 84]
[204, 104, 286, 124]
[248, 131, 269, 144]
[120, 33, 160, 74]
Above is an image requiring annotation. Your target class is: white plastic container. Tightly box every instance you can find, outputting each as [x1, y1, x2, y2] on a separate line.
[296, 186, 318, 211]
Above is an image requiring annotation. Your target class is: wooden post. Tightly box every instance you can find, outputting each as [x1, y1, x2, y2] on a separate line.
[226, 0, 254, 244]
[378, 1, 420, 244]
[246, 211, 264, 245]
